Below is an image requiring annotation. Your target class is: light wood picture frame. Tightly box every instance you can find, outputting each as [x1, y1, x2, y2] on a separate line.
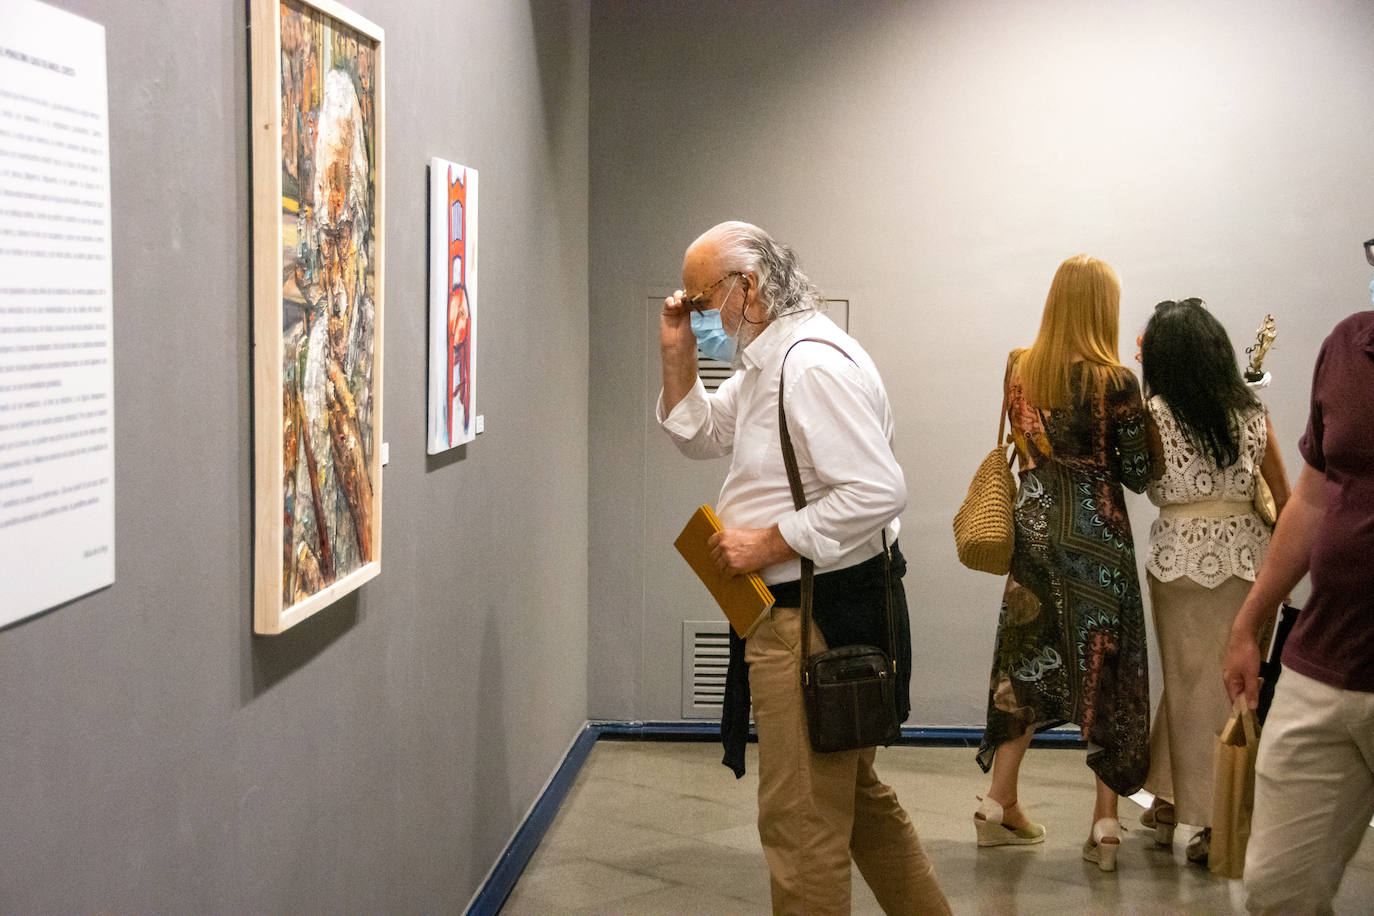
[251, 0, 384, 634]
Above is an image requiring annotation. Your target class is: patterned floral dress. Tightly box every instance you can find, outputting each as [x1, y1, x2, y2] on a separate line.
[977, 359, 1158, 796]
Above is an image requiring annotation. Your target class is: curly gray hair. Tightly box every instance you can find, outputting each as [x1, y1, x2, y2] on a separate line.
[699, 221, 826, 320]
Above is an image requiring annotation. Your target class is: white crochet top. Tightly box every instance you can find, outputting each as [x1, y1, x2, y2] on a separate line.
[1145, 396, 1270, 587]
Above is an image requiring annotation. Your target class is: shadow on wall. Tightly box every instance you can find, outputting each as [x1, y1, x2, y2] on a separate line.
[243, 592, 359, 702]
[528, 0, 581, 150]
[470, 608, 513, 886]
[426, 442, 468, 473]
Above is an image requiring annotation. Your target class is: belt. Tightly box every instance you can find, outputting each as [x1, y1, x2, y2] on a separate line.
[1158, 499, 1252, 520]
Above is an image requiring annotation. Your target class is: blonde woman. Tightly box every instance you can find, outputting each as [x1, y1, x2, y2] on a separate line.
[974, 255, 1160, 872]
[1136, 299, 1290, 866]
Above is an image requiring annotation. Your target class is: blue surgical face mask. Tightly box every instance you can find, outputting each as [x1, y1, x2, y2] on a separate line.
[691, 308, 736, 362]
[1368, 274, 1374, 306]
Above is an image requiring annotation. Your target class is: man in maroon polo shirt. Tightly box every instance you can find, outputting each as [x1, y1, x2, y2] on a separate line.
[1223, 238, 1374, 914]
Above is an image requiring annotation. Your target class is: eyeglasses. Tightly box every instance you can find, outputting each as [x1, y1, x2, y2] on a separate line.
[683, 271, 743, 312]
[1364, 238, 1374, 267]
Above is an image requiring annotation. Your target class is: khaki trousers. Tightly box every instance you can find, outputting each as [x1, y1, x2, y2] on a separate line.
[747, 606, 949, 916]
[1245, 667, 1374, 915]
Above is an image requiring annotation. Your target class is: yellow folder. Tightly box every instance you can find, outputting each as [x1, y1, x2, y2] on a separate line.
[674, 505, 776, 638]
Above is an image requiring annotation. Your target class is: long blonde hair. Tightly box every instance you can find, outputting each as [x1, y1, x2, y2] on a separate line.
[1016, 254, 1128, 408]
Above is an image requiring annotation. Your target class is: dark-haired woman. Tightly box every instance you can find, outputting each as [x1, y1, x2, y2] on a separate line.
[1137, 299, 1291, 865]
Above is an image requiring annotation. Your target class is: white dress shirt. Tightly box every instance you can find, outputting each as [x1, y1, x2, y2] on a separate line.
[658, 310, 906, 585]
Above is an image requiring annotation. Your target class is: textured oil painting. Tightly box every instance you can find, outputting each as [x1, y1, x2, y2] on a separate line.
[427, 158, 478, 453]
[252, 0, 384, 633]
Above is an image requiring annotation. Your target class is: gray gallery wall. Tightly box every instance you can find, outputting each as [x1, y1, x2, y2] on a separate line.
[0, 0, 588, 911]
[587, 0, 1374, 724]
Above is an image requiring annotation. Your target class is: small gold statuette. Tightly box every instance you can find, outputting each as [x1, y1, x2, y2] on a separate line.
[1245, 314, 1277, 382]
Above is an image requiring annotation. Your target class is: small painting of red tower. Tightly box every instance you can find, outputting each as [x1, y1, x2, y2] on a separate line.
[428, 158, 478, 452]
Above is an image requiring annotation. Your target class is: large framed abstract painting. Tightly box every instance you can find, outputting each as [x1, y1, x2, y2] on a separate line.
[251, 0, 384, 634]
[427, 158, 478, 453]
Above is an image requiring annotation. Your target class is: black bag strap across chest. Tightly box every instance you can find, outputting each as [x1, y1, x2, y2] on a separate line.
[777, 338, 895, 680]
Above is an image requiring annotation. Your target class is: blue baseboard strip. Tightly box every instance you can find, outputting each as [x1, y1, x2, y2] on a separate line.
[465, 724, 601, 916]
[593, 720, 1086, 749]
[465, 720, 1085, 913]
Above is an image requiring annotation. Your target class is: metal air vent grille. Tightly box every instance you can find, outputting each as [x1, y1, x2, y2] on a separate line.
[681, 620, 731, 719]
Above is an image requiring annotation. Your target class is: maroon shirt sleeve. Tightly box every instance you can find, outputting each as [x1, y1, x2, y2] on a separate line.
[1297, 336, 1327, 472]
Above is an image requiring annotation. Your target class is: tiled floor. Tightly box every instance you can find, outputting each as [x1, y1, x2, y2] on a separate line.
[502, 740, 1374, 914]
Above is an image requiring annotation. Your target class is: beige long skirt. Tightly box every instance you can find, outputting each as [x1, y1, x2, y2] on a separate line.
[1142, 574, 1253, 826]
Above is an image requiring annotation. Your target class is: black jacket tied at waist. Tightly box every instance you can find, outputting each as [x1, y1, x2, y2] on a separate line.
[721, 539, 913, 777]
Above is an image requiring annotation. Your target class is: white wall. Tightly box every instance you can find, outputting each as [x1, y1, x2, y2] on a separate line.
[588, 0, 1374, 725]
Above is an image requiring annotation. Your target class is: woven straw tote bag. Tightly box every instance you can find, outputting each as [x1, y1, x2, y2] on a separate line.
[953, 368, 1016, 575]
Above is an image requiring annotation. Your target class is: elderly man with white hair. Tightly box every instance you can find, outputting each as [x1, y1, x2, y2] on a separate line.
[657, 221, 949, 915]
